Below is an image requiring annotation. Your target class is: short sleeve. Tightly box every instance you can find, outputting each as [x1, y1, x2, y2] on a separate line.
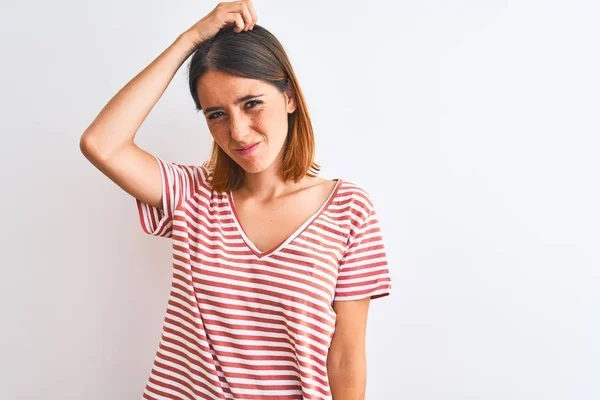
[334, 202, 392, 301]
[135, 155, 211, 238]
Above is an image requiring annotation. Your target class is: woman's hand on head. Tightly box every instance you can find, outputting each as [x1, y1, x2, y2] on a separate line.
[183, 0, 258, 45]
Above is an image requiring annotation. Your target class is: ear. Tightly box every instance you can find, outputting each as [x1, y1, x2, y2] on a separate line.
[284, 86, 297, 114]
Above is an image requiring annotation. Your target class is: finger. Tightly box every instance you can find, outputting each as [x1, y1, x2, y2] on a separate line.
[232, 13, 244, 33]
[245, 0, 258, 29]
[239, 4, 253, 30]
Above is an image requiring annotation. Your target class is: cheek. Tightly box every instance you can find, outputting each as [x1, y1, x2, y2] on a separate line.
[209, 127, 230, 150]
[209, 127, 223, 141]
[251, 117, 268, 136]
[255, 109, 288, 135]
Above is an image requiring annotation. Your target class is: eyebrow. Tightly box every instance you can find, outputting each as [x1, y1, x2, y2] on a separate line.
[202, 94, 265, 114]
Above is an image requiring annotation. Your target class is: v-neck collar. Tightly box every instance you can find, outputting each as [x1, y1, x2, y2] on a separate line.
[226, 179, 343, 259]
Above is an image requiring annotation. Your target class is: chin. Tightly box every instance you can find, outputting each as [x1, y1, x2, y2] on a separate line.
[235, 157, 277, 175]
[239, 162, 268, 174]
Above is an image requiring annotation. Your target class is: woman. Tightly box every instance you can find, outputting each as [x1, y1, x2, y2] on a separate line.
[80, 1, 392, 399]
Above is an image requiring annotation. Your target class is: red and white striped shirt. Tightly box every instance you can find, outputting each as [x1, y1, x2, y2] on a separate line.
[136, 156, 392, 400]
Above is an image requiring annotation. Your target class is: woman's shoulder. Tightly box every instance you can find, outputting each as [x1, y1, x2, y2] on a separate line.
[330, 178, 381, 228]
[336, 179, 376, 210]
[199, 159, 214, 178]
[155, 156, 213, 190]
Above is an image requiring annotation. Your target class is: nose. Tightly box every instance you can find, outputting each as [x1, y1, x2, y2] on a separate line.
[229, 113, 251, 143]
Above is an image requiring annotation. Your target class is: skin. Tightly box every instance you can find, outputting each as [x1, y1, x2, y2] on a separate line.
[81, 1, 374, 394]
[196, 69, 338, 252]
[196, 69, 321, 199]
[196, 69, 370, 399]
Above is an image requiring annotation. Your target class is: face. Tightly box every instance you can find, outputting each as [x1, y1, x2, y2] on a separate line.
[196, 70, 297, 174]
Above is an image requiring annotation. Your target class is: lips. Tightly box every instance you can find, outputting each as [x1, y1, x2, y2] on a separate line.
[235, 142, 260, 152]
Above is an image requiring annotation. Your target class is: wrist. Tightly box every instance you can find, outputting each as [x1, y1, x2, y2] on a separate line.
[175, 31, 200, 53]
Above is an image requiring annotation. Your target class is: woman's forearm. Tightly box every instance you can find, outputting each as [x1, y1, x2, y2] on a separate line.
[328, 360, 367, 400]
[80, 32, 197, 159]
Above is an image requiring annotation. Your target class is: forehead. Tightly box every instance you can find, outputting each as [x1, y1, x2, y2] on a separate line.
[196, 70, 277, 106]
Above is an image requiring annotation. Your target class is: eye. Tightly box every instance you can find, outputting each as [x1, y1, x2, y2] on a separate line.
[207, 111, 223, 120]
[207, 100, 263, 121]
[245, 99, 262, 109]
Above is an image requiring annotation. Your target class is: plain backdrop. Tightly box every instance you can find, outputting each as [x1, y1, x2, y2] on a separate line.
[1, 0, 599, 399]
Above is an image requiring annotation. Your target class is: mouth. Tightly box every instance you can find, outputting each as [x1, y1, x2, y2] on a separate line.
[234, 142, 260, 155]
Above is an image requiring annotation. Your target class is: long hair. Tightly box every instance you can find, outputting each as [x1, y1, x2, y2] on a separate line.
[187, 25, 320, 192]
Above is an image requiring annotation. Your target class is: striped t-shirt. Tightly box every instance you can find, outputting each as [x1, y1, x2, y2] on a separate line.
[136, 156, 392, 400]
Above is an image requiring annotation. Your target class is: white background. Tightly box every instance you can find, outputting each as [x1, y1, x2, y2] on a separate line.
[1, 0, 598, 399]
